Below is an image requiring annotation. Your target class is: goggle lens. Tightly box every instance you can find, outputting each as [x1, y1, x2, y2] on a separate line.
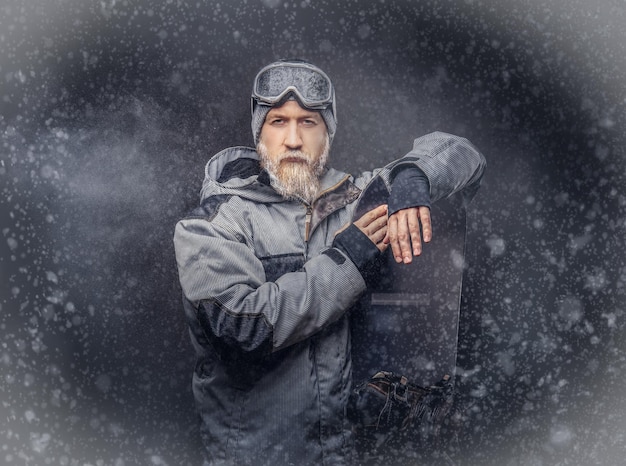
[253, 63, 332, 108]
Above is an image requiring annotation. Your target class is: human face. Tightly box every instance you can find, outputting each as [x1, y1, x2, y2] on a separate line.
[259, 100, 328, 163]
[257, 100, 330, 203]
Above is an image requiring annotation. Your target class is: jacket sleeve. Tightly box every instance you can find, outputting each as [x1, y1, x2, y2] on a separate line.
[358, 131, 486, 207]
[173, 210, 367, 360]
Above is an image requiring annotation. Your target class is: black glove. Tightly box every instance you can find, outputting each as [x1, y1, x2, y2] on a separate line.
[388, 167, 431, 215]
[332, 224, 383, 288]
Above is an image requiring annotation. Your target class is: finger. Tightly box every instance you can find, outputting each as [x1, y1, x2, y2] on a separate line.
[372, 228, 389, 252]
[356, 207, 388, 239]
[369, 222, 388, 245]
[361, 214, 387, 241]
[387, 215, 403, 263]
[356, 204, 388, 228]
[406, 208, 423, 256]
[370, 212, 389, 234]
[419, 206, 432, 243]
[396, 214, 414, 264]
[376, 237, 389, 253]
[390, 211, 413, 264]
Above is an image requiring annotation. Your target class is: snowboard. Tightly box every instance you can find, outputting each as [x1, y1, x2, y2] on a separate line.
[350, 175, 467, 394]
[348, 176, 468, 462]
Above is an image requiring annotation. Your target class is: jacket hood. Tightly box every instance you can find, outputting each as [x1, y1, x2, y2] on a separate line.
[200, 146, 355, 205]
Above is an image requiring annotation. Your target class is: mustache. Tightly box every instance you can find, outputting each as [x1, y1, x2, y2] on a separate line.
[276, 151, 311, 164]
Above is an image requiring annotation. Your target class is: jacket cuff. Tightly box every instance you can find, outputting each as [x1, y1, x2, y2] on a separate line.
[388, 167, 431, 215]
[332, 224, 382, 287]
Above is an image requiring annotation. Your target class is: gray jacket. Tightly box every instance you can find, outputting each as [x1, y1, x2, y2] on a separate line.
[173, 132, 486, 465]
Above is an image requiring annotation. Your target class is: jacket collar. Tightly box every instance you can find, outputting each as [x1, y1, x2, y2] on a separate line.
[201, 146, 362, 216]
[311, 172, 361, 228]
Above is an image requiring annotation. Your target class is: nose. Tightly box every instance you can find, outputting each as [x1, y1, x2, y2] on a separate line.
[284, 122, 302, 150]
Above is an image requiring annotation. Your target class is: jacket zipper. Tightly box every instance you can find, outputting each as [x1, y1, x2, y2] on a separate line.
[305, 205, 312, 243]
[302, 204, 312, 259]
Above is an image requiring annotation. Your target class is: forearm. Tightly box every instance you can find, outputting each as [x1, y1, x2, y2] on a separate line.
[206, 251, 365, 352]
[408, 131, 486, 204]
[355, 132, 486, 209]
[174, 219, 366, 358]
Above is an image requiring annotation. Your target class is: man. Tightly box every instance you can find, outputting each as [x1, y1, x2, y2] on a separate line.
[174, 59, 486, 465]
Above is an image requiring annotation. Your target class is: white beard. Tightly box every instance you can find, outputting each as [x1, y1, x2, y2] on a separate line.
[257, 137, 330, 204]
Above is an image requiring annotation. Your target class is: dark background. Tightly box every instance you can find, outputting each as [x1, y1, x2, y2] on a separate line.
[1, 0, 625, 464]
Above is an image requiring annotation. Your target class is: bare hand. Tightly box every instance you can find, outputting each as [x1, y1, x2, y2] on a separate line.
[384, 206, 432, 264]
[352, 204, 389, 252]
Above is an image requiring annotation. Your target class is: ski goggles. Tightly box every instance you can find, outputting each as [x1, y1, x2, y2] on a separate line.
[251, 61, 336, 116]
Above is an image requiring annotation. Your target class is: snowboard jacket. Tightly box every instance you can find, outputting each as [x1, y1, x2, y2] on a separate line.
[173, 132, 486, 465]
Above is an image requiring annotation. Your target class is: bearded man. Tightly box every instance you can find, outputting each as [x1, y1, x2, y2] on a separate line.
[173, 59, 486, 465]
